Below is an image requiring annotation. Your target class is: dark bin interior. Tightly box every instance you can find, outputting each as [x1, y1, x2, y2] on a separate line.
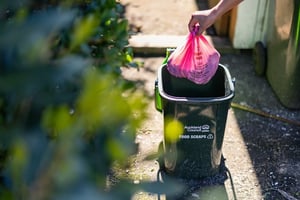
[162, 66, 226, 98]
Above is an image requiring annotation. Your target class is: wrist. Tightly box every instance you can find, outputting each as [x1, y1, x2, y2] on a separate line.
[209, 7, 219, 21]
[213, 0, 242, 18]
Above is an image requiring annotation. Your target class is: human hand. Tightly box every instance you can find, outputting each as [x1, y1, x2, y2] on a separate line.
[189, 0, 243, 35]
[188, 9, 217, 35]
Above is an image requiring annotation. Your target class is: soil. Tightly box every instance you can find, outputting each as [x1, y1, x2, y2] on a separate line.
[121, 0, 300, 199]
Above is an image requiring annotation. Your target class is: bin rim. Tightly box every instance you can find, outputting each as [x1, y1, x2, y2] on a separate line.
[157, 64, 235, 103]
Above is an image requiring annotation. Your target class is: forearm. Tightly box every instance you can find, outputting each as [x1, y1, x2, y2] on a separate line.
[212, 0, 243, 18]
[188, 0, 243, 34]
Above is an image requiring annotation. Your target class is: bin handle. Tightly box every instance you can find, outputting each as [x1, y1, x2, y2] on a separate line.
[232, 77, 236, 86]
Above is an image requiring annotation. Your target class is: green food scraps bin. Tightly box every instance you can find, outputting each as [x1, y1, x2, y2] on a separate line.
[266, 0, 300, 109]
[155, 64, 235, 179]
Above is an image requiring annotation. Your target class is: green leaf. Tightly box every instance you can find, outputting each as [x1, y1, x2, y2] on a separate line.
[71, 14, 100, 50]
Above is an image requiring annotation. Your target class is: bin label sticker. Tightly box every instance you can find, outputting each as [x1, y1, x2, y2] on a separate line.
[180, 125, 214, 140]
[184, 125, 210, 133]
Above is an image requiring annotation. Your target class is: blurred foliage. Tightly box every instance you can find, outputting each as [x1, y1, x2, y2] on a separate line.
[165, 117, 184, 143]
[0, 0, 155, 199]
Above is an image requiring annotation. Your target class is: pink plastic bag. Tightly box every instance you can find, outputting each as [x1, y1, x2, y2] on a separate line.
[167, 32, 220, 84]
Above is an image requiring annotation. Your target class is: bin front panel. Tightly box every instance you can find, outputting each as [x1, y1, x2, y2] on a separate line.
[163, 101, 229, 178]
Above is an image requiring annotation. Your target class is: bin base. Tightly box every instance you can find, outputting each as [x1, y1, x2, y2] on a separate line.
[158, 141, 228, 180]
[157, 157, 230, 200]
[158, 154, 228, 183]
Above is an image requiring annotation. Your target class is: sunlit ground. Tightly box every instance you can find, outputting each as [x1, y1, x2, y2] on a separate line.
[223, 109, 262, 200]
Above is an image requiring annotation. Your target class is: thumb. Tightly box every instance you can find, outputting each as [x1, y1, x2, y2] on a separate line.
[193, 24, 203, 36]
[196, 25, 204, 35]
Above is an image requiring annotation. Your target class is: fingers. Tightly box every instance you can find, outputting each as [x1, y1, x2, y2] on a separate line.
[188, 18, 203, 35]
[188, 14, 204, 35]
[197, 26, 204, 35]
[188, 17, 195, 33]
[188, 17, 198, 34]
